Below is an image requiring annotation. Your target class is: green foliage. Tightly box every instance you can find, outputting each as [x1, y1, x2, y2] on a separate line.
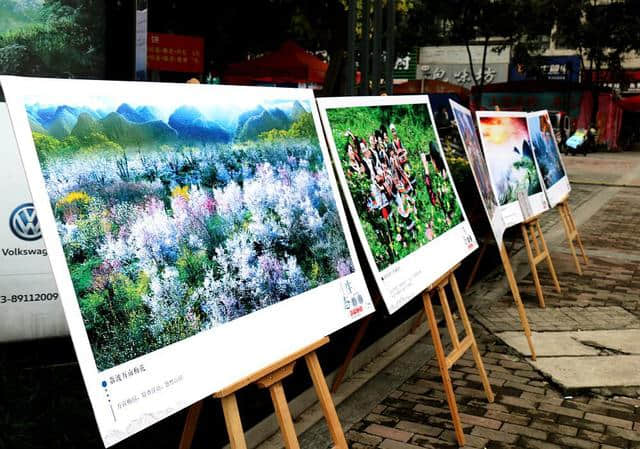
[0, 0, 105, 77]
[177, 248, 211, 288]
[70, 257, 102, 296]
[326, 104, 463, 269]
[287, 112, 316, 138]
[259, 111, 315, 141]
[79, 270, 155, 370]
[33, 131, 63, 161]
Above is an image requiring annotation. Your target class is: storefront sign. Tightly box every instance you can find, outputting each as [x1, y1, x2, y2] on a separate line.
[509, 56, 581, 82]
[393, 48, 418, 80]
[417, 46, 509, 89]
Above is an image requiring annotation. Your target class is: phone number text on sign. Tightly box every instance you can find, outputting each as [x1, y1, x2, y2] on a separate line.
[1, 292, 59, 304]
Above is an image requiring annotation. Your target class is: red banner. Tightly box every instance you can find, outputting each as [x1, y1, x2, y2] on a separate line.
[147, 33, 204, 73]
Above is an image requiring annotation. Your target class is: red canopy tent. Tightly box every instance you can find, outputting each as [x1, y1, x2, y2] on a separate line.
[618, 95, 640, 112]
[223, 41, 328, 85]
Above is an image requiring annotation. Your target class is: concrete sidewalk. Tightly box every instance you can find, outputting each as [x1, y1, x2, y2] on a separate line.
[296, 152, 640, 449]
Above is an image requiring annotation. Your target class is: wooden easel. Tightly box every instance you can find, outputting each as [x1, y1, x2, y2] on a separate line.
[330, 313, 374, 393]
[520, 215, 561, 308]
[498, 245, 537, 360]
[556, 198, 589, 275]
[178, 337, 348, 449]
[422, 265, 495, 446]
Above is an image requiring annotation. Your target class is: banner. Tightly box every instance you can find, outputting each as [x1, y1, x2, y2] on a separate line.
[0, 102, 66, 342]
[147, 33, 204, 73]
[135, 8, 148, 80]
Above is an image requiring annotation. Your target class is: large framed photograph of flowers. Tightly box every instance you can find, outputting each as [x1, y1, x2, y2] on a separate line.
[1, 76, 374, 447]
[476, 111, 549, 227]
[449, 100, 506, 247]
[317, 96, 477, 314]
[527, 110, 571, 207]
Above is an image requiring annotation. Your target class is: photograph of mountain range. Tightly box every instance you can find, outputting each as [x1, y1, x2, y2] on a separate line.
[527, 111, 566, 190]
[24, 87, 355, 371]
[478, 115, 542, 206]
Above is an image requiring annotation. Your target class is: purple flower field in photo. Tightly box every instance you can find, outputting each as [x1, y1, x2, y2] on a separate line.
[27, 96, 354, 370]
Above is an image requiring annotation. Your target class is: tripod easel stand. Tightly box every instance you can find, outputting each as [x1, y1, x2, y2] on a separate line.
[519, 214, 561, 308]
[498, 244, 537, 360]
[556, 197, 589, 274]
[421, 264, 495, 446]
[178, 337, 348, 449]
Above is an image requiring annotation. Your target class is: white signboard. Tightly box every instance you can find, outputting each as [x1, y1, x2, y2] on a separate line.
[476, 111, 549, 227]
[318, 95, 478, 314]
[0, 101, 66, 341]
[417, 46, 510, 89]
[419, 46, 511, 65]
[1, 76, 374, 447]
[527, 110, 571, 207]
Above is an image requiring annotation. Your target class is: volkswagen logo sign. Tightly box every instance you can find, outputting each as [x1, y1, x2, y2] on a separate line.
[9, 203, 41, 241]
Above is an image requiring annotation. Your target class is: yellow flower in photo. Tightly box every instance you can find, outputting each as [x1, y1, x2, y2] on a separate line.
[171, 185, 190, 200]
[56, 191, 91, 208]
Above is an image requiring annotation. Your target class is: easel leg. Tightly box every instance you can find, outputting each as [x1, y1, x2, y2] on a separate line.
[409, 310, 425, 333]
[331, 314, 373, 393]
[178, 401, 203, 449]
[449, 275, 495, 403]
[269, 382, 301, 449]
[464, 240, 489, 293]
[220, 394, 249, 449]
[535, 220, 561, 293]
[422, 292, 466, 446]
[558, 203, 582, 275]
[521, 223, 546, 308]
[566, 202, 589, 265]
[500, 248, 537, 360]
[305, 352, 349, 449]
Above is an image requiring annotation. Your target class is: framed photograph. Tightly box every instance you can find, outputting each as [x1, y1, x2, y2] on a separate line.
[476, 111, 549, 227]
[527, 110, 571, 207]
[449, 100, 506, 247]
[317, 95, 477, 314]
[1, 76, 374, 447]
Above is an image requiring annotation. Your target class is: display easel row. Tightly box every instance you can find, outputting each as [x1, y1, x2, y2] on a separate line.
[0, 76, 588, 448]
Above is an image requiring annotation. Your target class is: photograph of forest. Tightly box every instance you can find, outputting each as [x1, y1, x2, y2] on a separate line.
[325, 103, 464, 271]
[0, 0, 104, 77]
[478, 115, 542, 206]
[25, 88, 354, 370]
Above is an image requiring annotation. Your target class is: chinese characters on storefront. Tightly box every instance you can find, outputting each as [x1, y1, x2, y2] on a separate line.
[416, 45, 510, 89]
[147, 33, 204, 73]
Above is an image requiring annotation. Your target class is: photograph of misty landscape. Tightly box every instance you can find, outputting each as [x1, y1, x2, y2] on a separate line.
[25, 86, 354, 370]
[478, 115, 542, 206]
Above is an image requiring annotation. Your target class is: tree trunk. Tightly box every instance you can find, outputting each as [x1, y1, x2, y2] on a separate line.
[319, 2, 348, 97]
[590, 63, 600, 127]
[464, 40, 479, 107]
[477, 36, 490, 109]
